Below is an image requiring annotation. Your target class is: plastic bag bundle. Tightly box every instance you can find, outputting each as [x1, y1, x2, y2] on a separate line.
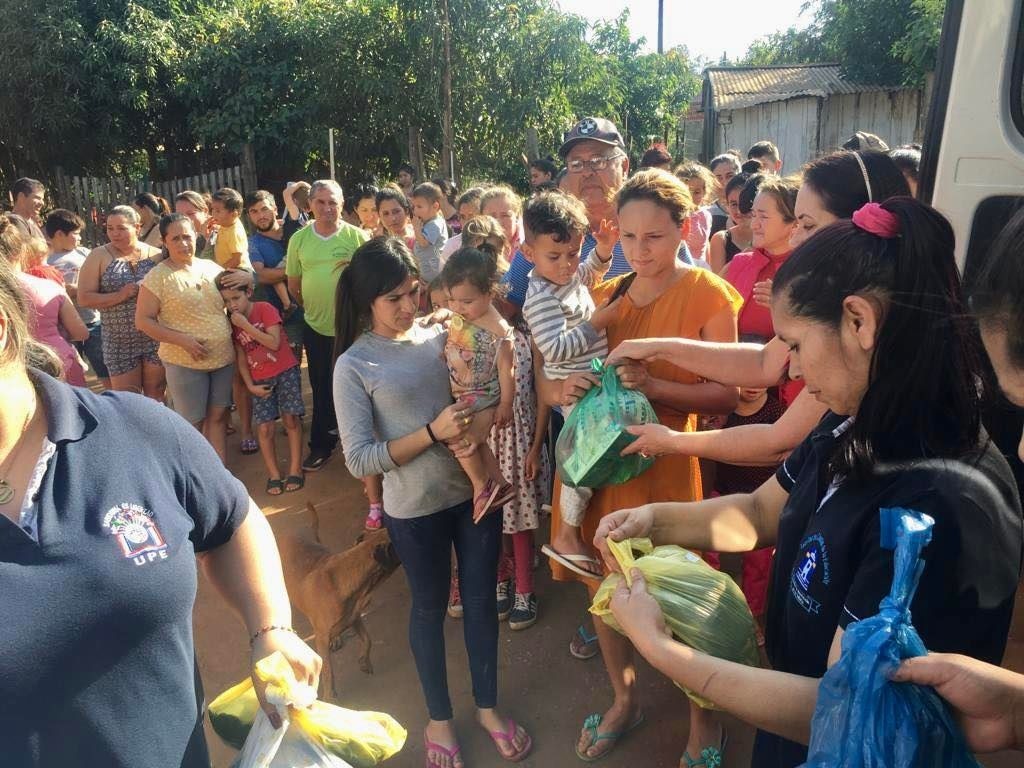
[591, 537, 760, 706]
[801, 508, 981, 768]
[555, 358, 658, 488]
[209, 652, 407, 768]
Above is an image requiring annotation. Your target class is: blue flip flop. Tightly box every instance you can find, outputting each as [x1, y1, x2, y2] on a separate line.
[575, 711, 645, 762]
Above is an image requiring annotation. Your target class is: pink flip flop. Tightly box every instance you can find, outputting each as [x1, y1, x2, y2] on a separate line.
[488, 718, 532, 762]
[423, 730, 462, 767]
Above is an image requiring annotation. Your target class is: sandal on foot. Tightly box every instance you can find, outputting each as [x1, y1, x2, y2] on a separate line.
[364, 507, 384, 530]
[240, 438, 259, 455]
[472, 479, 502, 522]
[541, 545, 604, 581]
[569, 624, 600, 660]
[488, 719, 532, 762]
[265, 477, 285, 496]
[423, 731, 462, 768]
[474, 481, 514, 523]
[681, 730, 728, 768]
[575, 711, 645, 762]
[283, 475, 304, 492]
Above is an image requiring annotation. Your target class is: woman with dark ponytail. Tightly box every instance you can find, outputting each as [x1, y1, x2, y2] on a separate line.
[133, 193, 171, 248]
[593, 198, 1022, 768]
[332, 236, 532, 767]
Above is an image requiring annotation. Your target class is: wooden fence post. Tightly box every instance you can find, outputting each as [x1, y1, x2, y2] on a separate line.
[241, 144, 257, 192]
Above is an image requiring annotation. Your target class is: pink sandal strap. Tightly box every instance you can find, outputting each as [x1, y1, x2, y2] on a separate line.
[488, 719, 532, 761]
[423, 731, 462, 766]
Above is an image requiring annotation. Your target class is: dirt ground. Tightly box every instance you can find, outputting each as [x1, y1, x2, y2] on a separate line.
[193, 379, 1024, 768]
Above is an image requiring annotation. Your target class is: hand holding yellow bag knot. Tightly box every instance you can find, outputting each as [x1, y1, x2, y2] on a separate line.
[590, 537, 762, 708]
[209, 652, 407, 767]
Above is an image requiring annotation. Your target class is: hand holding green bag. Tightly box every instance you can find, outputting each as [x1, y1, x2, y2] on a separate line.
[556, 358, 658, 488]
[591, 537, 761, 707]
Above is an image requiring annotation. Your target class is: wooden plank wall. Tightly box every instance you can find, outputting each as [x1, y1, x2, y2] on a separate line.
[50, 166, 244, 247]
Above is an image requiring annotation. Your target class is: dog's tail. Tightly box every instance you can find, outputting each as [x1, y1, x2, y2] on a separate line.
[305, 501, 322, 544]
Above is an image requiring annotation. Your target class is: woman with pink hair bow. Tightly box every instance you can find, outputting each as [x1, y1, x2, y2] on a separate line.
[593, 197, 1023, 768]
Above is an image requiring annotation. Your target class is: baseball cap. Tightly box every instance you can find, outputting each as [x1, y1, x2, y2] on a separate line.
[559, 117, 626, 158]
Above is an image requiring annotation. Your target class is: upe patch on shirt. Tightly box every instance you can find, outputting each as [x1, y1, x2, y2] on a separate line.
[790, 533, 830, 615]
[103, 502, 169, 565]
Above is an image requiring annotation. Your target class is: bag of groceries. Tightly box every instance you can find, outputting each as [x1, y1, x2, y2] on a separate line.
[801, 508, 980, 768]
[591, 537, 760, 707]
[209, 652, 407, 768]
[556, 358, 658, 488]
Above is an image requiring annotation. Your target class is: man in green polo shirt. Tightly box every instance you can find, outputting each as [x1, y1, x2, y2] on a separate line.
[286, 179, 369, 471]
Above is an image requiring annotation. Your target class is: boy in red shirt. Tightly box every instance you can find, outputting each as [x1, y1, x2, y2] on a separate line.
[217, 274, 305, 494]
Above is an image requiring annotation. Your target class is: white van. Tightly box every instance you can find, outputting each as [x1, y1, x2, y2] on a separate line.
[921, 1, 1024, 273]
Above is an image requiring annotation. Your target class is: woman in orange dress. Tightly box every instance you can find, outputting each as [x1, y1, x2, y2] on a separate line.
[543, 169, 742, 765]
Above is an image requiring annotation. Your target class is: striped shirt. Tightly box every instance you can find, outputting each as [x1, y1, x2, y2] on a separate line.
[523, 248, 611, 379]
[501, 234, 696, 309]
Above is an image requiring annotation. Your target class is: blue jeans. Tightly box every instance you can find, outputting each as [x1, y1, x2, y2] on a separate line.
[385, 500, 501, 721]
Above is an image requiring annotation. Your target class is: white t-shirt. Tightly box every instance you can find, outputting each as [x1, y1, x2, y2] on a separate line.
[47, 248, 99, 325]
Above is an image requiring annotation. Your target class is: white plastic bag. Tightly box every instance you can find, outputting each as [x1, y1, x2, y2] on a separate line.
[233, 664, 353, 768]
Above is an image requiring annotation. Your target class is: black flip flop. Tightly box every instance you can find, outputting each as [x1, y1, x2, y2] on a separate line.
[283, 475, 305, 492]
[265, 477, 285, 496]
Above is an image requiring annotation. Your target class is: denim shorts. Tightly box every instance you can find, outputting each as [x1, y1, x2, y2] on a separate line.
[251, 365, 305, 424]
[164, 362, 235, 425]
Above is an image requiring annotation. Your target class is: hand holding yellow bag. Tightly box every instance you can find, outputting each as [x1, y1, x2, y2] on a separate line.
[209, 652, 407, 767]
[590, 537, 761, 707]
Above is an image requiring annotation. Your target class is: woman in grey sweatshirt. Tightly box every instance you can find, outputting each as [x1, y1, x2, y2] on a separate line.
[332, 237, 533, 765]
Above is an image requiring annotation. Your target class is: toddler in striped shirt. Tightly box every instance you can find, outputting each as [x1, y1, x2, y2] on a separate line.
[521, 192, 620, 579]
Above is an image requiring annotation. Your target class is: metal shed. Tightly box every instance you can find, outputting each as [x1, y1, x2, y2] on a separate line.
[699, 64, 927, 173]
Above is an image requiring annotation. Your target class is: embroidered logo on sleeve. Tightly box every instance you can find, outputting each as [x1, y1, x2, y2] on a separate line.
[790, 533, 831, 614]
[103, 503, 169, 566]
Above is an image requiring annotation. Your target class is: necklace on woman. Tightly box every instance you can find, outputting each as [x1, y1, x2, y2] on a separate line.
[0, 402, 37, 506]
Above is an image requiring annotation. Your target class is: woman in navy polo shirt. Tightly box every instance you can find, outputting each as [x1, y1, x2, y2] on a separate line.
[592, 198, 1023, 768]
[0, 217, 319, 767]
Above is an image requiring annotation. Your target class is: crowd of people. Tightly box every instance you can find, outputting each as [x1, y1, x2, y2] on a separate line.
[2, 115, 1023, 768]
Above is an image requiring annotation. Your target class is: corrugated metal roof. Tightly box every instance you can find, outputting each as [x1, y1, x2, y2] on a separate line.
[704, 64, 905, 110]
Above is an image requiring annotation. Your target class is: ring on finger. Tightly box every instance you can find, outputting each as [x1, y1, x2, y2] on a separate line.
[463, 415, 471, 425]
[639, 450, 651, 459]
[462, 438, 470, 447]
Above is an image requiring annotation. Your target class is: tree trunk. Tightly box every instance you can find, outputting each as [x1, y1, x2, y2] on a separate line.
[241, 142, 258, 192]
[439, 0, 454, 180]
[525, 127, 539, 161]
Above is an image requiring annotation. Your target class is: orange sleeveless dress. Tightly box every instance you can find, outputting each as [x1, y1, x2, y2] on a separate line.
[550, 267, 743, 583]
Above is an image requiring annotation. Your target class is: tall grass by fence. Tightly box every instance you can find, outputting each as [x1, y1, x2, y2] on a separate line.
[51, 166, 246, 246]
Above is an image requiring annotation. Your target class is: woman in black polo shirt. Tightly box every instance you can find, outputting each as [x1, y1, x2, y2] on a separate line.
[0, 218, 320, 767]
[593, 198, 1023, 768]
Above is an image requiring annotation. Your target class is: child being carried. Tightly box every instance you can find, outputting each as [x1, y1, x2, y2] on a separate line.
[439, 245, 517, 522]
[520, 192, 620, 579]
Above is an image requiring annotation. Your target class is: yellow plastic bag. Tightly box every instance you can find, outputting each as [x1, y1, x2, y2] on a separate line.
[208, 652, 407, 768]
[591, 537, 761, 707]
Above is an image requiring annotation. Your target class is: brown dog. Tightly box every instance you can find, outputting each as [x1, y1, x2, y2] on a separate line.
[276, 502, 401, 700]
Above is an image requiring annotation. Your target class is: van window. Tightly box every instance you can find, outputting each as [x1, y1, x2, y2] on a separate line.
[1011, 7, 1024, 136]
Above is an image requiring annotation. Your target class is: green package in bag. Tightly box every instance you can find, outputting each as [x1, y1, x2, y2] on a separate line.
[591, 537, 761, 708]
[555, 359, 658, 488]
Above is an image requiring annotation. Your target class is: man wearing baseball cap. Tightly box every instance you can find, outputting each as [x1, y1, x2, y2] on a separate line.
[560, 117, 693, 277]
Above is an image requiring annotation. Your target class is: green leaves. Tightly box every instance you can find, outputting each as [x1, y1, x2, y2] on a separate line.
[1, 0, 702, 184]
[739, 0, 945, 86]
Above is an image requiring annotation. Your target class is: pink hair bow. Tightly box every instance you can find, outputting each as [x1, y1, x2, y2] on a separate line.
[851, 202, 900, 239]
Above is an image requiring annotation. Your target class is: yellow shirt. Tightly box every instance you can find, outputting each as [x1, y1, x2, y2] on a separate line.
[213, 218, 253, 271]
[142, 260, 235, 370]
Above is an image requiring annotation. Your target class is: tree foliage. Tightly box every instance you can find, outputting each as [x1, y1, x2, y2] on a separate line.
[0, 0, 701, 188]
[739, 0, 945, 86]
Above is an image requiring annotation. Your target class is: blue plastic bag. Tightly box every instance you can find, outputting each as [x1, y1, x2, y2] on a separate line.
[555, 358, 658, 488]
[801, 508, 981, 768]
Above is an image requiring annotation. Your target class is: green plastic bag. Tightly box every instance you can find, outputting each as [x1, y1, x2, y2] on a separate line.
[208, 653, 407, 767]
[591, 537, 761, 707]
[556, 359, 658, 488]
